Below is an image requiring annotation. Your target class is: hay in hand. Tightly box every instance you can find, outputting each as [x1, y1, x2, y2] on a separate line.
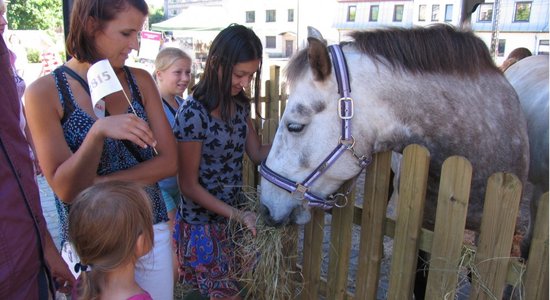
[229, 187, 303, 300]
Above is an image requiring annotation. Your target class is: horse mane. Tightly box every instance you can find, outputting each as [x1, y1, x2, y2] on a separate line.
[285, 24, 499, 84]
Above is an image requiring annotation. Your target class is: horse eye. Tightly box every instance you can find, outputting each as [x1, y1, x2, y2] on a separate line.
[287, 123, 305, 132]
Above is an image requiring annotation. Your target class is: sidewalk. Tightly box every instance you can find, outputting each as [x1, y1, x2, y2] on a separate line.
[37, 175, 61, 250]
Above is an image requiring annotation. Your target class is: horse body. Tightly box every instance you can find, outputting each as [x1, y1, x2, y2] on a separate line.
[505, 55, 549, 195]
[505, 55, 549, 255]
[260, 25, 530, 237]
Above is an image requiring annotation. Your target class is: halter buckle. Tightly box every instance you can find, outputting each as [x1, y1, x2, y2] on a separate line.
[291, 183, 309, 200]
[338, 97, 354, 120]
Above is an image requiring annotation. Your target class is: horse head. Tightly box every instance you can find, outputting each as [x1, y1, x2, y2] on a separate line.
[259, 27, 370, 226]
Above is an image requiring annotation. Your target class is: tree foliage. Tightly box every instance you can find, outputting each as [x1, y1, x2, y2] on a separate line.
[7, 0, 63, 31]
[148, 5, 166, 30]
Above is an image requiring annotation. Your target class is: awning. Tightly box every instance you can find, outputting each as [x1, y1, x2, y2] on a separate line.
[151, 5, 230, 32]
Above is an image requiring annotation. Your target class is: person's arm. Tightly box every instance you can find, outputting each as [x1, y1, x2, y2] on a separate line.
[43, 230, 75, 294]
[96, 67, 177, 184]
[177, 141, 256, 236]
[25, 73, 166, 203]
[245, 117, 271, 164]
[22, 108, 41, 175]
[25, 76, 104, 202]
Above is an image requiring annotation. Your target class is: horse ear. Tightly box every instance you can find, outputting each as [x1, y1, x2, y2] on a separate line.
[307, 27, 331, 81]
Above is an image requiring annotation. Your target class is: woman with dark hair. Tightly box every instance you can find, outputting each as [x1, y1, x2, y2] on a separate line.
[25, 0, 176, 298]
[173, 24, 270, 299]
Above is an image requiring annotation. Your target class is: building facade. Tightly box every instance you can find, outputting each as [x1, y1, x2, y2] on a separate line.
[332, 0, 549, 63]
[161, 0, 548, 63]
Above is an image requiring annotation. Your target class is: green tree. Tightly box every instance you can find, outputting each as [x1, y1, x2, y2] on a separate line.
[148, 5, 166, 30]
[7, 0, 63, 31]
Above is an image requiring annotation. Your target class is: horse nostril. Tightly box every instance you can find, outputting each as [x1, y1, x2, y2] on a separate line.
[259, 204, 284, 228]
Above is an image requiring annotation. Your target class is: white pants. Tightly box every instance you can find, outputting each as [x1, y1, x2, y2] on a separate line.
[135, 222, 174, 300]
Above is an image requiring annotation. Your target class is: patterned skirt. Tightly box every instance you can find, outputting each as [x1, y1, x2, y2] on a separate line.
[174, 220, 243, 298]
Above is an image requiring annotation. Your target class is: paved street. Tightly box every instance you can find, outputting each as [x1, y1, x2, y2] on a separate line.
[37, 175, 61, 250]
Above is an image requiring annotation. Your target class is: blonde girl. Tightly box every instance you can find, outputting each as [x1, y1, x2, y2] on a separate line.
[154, 47, 192, 230]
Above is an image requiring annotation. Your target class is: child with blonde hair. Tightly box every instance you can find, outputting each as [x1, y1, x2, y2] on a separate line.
[154, 47, 192, 230]
[68, 181, 155, 300]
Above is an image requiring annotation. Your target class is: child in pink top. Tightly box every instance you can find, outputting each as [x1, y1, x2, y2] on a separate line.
[69, 181, 156, 300]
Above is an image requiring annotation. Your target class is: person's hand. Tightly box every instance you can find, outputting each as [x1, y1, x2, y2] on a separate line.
[44, 238, 75, 294]
[239, 210, 257, 237]
[33, 157, 42, 176]
[91, 114, 157, 149]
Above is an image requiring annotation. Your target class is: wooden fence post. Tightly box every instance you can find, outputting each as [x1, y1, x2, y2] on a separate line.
[387, 145, 430, 299]
[300, 209, 326, 300]
[425, 156, 472, 299]
[468, 173, 522, 300]
[524, 192, 549, 299]
[327, 182, 356, 299]
[355, 151, 392, 299]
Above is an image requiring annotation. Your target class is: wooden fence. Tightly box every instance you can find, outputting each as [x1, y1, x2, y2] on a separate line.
[243, 66, 549, 299]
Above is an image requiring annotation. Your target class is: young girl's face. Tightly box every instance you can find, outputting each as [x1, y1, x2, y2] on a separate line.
[231, 59, 261, 96]
[157, 58, 192, 97]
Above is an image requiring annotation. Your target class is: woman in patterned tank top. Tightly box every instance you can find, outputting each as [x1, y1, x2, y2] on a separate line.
[25, 1, 177, 299]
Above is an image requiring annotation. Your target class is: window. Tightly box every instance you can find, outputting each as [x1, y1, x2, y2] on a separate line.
[393, 5, 404, 22]
[288, 9, 294, 22]
[347, 5, 356, 22]
[497, 39, 506, 57]
[369, 5, 379, 22]
[445, 4, 453, 22]
[418, 5, 427, 21]
[266, 36, 276, 49]
[514, 2, 531, 22]
[266, 9, 276, 22]
[538, 40, 549, 55]
[246, 11, 255, 23]
[478, 3, 493, 22]
[431, 5, 440, 21]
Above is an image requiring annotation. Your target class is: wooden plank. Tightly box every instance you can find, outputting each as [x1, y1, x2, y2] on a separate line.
[284, 225, 300, 299]
[262, 66, 281, 143]
[280, 82, 288, 114]
[387, 144, 430, 299]
[327, 183, 356, 299]
[355, 151, 392, 299]
[269, 65, 280, 118]
[300, 209, 325, 300]
[425, 156, 472, 299]
[468, 173, 522, 300]
[524, 192, 549, 299]
[242, 154, 256, 189]
[262, 80, 278, 144]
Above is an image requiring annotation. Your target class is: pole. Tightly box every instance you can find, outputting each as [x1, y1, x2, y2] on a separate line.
[489, 0, 501, 58]
[62, 0, 73, 59]
[296, 0, 299, 50]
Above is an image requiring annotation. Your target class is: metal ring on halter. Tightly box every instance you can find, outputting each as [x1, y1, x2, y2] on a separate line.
[331, 193, 349, 208]
[339, 135, 356, 148]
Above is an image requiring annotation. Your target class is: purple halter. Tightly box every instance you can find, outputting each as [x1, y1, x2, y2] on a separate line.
[260, 44, 371, 210]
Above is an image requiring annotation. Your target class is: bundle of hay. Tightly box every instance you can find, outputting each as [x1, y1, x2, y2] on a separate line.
[229, 187, 303, 300]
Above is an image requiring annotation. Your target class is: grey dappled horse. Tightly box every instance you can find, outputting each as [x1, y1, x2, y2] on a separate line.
[259, 24, 531, 299]
[505, 55, 549, 257]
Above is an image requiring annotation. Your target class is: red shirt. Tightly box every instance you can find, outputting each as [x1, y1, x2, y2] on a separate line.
[0, 36, 54, 298]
